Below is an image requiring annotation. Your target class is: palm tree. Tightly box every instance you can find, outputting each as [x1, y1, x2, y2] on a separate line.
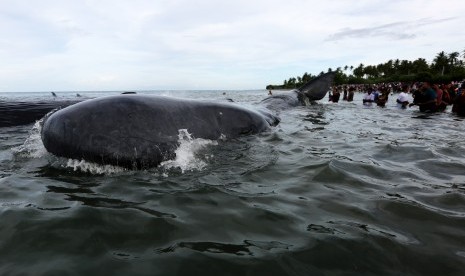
[376, 63, 385, 76]
[399, 60, 412, 75]
[353, 63, 365, 78]
[385, 60, 394, 76]
[393, 59, 400, 74]
[364, 65, 378, 78]
[302, 72, 311, 83]
[412, 58, 429, 74]
[449, 52, 460, 66]
[433, 51, 448, 75]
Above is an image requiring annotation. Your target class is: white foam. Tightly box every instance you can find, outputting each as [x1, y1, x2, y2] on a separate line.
[64, 159, 127, 174]
[13, 120, 48, 158]
[160, 129, 217, 173]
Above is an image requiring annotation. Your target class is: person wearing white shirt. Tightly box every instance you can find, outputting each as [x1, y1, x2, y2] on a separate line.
[397, 85, 411, 108]
[363, 89, 375, 105]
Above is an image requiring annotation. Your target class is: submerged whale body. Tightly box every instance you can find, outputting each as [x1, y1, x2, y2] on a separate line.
[0, 100, 81, 127]
[41, 95, 279, 168]
[40, 72, 335, 169]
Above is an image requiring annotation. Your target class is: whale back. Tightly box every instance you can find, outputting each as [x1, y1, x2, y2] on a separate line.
[0, 100, 81, 127]
[41, 95, 275, 168]
[258, 92, 301, 111]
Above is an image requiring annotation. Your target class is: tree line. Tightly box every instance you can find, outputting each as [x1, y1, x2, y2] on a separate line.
[266, 49, 465, 90]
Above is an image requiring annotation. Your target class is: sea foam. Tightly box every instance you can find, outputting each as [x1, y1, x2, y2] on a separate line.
[64, 159, 127, 174]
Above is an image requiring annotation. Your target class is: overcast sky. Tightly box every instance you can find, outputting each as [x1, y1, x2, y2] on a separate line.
[0, 0, 464, 92]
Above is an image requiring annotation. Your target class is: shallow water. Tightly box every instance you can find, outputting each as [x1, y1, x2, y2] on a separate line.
[1, 90, 464, 275]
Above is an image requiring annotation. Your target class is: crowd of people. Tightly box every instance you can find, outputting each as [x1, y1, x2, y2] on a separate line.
[328, 81, 465, 116]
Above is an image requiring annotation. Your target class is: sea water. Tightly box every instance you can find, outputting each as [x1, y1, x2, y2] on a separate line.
[0, 90, 465, 275]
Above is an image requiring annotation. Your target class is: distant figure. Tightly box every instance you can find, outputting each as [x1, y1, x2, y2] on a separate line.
[409, 82, 437, 112]
[363, 89, 375, 105]
[76, 93, 82, 97]
[433, 84, 450, 112]
[51, 92, 57, 97]
[376, 88, 390, 107]
[372, 87, 380, 103]
[268, 90, 272, 95]
[331, 88, 340, 103]
[347, 86, 355, 102]
[396, 85, 410, 108]
[452, 83, 465, 116]
[433, 84, 445, 111]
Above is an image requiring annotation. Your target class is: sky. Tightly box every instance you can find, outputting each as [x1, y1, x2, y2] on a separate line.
[0, 0, 464, 92]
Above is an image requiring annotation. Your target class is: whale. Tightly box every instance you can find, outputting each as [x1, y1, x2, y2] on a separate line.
[40, 72, 335, 168]
[259, 71, 336, 111]
[0, 99, 82, 128]
[41, 95, 280, 168]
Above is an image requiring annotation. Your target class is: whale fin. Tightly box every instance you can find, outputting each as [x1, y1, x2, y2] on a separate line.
[297, 72, 336, 101]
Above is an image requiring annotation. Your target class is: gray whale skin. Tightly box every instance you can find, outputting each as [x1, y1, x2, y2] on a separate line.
[41, 95, 278, 168]
[41, 72, 335, 168]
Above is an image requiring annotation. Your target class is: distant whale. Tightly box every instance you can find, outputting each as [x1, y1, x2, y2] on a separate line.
[259, 72, 335, 110]
[0, 99, 82, 128]
[40, 72, 335, 168]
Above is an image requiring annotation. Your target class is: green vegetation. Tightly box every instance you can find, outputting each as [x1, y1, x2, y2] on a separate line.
[266, 49, 465, 89]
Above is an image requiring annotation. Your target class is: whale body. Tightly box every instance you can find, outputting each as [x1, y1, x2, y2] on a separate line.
[40, 72, 335, 168]
[41, 95, 279, 168]
[0, 99, 81, 127]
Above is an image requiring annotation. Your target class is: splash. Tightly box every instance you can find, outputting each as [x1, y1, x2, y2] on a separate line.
[160, 129, 217, 173]
[13, 120, 47, 158]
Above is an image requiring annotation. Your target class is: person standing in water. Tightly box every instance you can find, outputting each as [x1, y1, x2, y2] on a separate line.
[409, 82, 437, 112]
[363, 87, 375, 105]
[397, 84, 411, 108]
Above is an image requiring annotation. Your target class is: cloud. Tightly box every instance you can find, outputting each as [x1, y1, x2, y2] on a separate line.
[326, 17, 457, 41]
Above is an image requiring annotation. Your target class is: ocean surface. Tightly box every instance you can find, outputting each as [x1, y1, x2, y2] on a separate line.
[1, 90, 464, 275]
